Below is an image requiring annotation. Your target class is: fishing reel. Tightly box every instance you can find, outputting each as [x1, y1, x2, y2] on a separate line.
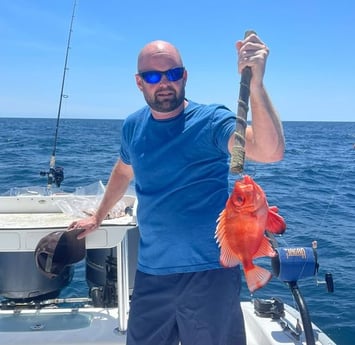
[269, 241, 334, 345]
[271, 241, 334, 293]
[40, 166, 64, 188]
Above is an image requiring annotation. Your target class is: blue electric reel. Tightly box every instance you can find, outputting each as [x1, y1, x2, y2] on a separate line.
[268, 241, 334, 345]
[271, 242, 334, 292]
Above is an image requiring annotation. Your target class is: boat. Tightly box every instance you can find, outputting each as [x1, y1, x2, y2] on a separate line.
[0, 0, 337, 343]
[0, 188, 336, 345]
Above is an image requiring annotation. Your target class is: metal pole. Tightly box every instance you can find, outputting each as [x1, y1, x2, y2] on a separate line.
[116, 233, 130, 333]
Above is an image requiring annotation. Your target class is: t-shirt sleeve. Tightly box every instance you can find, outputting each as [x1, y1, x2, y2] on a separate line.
[210, 105, 236, 154]
[119, 120, 131, 165]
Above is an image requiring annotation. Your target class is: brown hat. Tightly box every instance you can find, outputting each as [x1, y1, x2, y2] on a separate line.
[35, 228, 86, 279]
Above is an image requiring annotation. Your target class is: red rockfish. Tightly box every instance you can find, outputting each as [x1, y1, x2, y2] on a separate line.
[215, 175, 286, 292]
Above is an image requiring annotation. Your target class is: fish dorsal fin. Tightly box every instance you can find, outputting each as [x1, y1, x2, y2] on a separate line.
[253, 236, 276, 259]
[266, 207, 286, 234]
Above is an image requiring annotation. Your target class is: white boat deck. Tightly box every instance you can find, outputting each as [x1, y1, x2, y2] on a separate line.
[0, 307, 126, 345]
[0, 302, 336, 345]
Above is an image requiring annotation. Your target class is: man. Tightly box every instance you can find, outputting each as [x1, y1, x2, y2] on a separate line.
[69, 34, 284, 345]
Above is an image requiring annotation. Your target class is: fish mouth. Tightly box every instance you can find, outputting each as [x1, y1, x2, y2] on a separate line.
[234, 175, 265, 209]
[243, 175, 254, 184]
[238, 176, 255, 193]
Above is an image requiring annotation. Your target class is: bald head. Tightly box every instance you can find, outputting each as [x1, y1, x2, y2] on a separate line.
[137, 40, 184, 73]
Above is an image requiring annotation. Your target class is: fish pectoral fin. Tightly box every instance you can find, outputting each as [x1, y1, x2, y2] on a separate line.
[266, 208, 286, 234]
[220, 245, 241, 267]
[245, 265, 272, 293]
[253, 236, 276, 258]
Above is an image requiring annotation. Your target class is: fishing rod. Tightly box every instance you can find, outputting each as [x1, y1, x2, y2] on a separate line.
[40, 0, 77, 188]
[230, 30, 256, 174]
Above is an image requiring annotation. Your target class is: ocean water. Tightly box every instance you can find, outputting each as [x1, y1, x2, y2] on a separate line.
[1, 117, 354, 344]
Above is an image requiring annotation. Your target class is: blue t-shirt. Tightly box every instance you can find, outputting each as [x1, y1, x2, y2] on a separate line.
[120, 100, 236, 274]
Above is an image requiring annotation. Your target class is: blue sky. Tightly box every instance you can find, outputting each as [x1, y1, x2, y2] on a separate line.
[1, 0, 354, 121]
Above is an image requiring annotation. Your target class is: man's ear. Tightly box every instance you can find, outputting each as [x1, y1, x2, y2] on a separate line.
[135, 75, 144, 91]
[183, 70, 188, 87]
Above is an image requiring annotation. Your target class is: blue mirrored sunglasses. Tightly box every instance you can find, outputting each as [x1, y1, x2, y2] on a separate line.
[139, 67, 185, 84]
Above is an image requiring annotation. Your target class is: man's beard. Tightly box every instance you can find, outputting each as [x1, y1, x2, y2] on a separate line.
[145, 87, 185, 113]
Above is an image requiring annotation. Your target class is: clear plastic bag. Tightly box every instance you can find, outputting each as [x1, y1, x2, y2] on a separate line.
[55, 181, 126, 219]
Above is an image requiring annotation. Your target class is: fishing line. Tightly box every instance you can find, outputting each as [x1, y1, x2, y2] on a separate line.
[311, 145, 354, 240]
[316, 164, 349, 234]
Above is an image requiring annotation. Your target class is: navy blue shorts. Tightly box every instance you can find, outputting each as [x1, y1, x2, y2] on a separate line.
[127, 267, 246, 345]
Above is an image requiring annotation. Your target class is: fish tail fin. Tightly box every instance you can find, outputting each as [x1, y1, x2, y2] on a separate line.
[245, 265, 272, 293]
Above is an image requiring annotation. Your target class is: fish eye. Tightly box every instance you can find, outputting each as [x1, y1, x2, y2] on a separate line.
[235, 195, 245, 205]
